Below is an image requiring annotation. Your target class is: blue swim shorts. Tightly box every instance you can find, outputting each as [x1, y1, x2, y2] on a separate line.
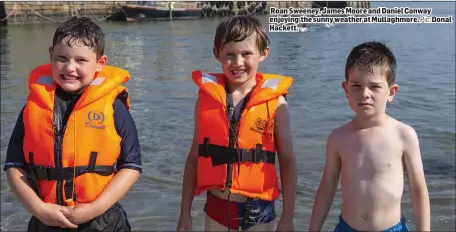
[334, 215, 409, 232]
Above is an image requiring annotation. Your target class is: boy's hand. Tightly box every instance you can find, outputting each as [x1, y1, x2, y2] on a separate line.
[276, 217, 294, 232]
[176, 212, 192, 231]
[36, 203, 78, 228]
[62, 203, 98, 225]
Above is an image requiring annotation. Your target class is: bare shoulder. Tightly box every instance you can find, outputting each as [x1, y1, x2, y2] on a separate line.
[273, 95, 294, 157]
[387, 117, 420, 158]
[328, 120, 354, 144]
[274, 95, 290, 122]
[390, 117, 419, 144]
[277, 95, 288, 107]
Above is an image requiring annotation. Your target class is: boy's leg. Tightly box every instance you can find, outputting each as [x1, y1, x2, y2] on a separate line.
[246, 220, 276, 231]
[205, 214, 237, 231]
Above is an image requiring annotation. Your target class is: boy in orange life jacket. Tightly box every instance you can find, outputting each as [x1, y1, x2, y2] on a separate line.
[3, 16, 142, 231]
[308, 41, 430, 232]
[177, 15, 297, 231]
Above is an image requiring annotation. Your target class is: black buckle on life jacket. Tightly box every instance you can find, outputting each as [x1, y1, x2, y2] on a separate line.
[30, 165, 115, 181]
[253, 144, 263, 163]
[198, 142, 276, 166]
[239, 144, 271, 164]
[202, 137, 210, 157]
[34, 165, 51, 180]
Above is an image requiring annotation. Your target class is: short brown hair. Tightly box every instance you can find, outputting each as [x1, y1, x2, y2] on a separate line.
[345, 41, 396, 86]
[213, 15, 269, 57]
[53, 16, 105, 58]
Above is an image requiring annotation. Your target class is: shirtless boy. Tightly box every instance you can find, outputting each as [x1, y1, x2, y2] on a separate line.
[177, 15, 297, 231]
[308, 41, 430, 232]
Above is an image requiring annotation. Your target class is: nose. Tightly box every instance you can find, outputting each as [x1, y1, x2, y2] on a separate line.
[233, 55, 244, 66]
[361, 87, 371, 99]
[64, 61, 76, 74]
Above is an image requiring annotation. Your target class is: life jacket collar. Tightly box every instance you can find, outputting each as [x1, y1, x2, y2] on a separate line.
[193, 70, 293, 109]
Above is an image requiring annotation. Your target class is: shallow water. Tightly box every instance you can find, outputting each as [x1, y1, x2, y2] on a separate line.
[1, 1, 455, 231]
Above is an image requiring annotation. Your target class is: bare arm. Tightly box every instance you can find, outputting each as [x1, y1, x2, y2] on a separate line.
[5, 108, 55, 220]
[7, 167, 48, 216]
[7, 167, 77, 228]
[91, 168, 140, 216]
[402, 126, 430, 231]
[274, 96, 297, 221]
[308, 130, 341, 231]
[180, 98, 200, 214]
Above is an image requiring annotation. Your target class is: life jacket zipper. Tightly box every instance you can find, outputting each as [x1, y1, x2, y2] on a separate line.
[224, 91, 252, 190]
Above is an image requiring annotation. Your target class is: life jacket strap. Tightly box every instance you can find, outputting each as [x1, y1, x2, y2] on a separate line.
[26, 152, 41, 197]
[199, 142, 276, 166]
[27, 164, 115, 181]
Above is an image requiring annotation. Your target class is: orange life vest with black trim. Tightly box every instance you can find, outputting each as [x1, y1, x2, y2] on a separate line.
[192, 70, 293, 201]
[23, 63, 131, 206]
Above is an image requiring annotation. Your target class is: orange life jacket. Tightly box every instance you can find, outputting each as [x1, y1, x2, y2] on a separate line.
[23, 63, 131, 206]
[192, 70, 293, 201]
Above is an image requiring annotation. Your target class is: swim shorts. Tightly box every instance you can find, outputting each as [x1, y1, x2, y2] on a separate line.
[27, 202, 131, 232]
[334, 214, 409, 232]
[203, 191, 276, 231]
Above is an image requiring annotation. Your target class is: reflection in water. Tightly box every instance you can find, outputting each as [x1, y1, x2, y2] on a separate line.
[0, 27, 10, 80]
[1, 1, 455, 231]
[122, 34, 145, 71]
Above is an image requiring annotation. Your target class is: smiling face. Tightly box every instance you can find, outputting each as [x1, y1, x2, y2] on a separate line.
[49, 39, 106, 94]
[342, 66, 398, 118]
[215, 34, 269, 87]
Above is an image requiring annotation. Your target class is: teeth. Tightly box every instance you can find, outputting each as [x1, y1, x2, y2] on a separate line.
[62, 75, 78, 80]
[232, 70, 246, 75]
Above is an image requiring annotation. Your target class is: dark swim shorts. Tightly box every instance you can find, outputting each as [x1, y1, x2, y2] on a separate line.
[27, 202, 131, 232]
[203, 191, 276, 231]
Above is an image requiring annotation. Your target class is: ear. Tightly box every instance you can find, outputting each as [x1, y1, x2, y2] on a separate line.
[387, 84, 399, 102]
[341, 81, 348, 96]
[213, 47, 221, 62]
[258, 47, 270, 62]
[96, 55, 107, 72]
[49, 46, 53, 62]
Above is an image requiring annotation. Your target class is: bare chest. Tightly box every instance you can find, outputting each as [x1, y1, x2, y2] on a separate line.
[340, 131, 404, 173]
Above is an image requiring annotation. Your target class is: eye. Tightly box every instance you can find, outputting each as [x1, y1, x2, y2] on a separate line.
[352, 84, 360, 87]
[242, 52, 253, 56]
[372, 85, 381, 88]
[56, 56, 67, 61]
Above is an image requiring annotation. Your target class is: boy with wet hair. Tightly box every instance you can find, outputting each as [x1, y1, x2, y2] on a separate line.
[309, 41, 430, 232]
[4, 16, 142, 231]
[177, 15, 297, 231]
